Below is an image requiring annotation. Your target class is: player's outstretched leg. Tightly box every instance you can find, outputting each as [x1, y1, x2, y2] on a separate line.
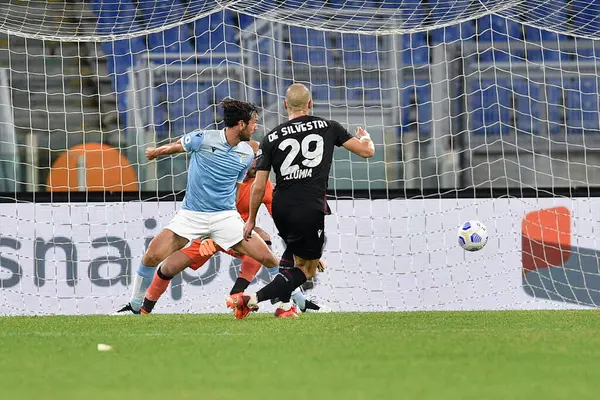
[225, 254, 263, 319]
[232, 255, 262, 293]
[271, 253, 327, 315]
[225, 233, 279, 318]
[116, 229, 188, 314]
[229, 233, 272, 296]
[231, 256, 321, 318]
[140, 250, 195, 314]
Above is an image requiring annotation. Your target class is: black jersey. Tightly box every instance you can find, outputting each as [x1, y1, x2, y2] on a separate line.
[256, 115, 353, 212]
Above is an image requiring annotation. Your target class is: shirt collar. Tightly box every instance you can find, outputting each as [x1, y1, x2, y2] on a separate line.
[221, 128, 237, 152]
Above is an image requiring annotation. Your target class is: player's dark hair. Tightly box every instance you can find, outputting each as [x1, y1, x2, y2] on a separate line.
[220, 99, 259, 128]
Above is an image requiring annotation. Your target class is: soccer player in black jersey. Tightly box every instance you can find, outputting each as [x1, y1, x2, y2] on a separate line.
[227, 83, 375, 317]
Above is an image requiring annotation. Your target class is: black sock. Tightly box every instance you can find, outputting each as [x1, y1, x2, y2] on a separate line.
[280, 247, 294, 269]
[256, 268, 307, 303]
[304, 300, 320, 311]
[280, 268, 307, 302]
[230, 278, 250, 295]
[141, 297, 157, 314]
[279, 293, 292, 302]
[141, 267, 173, 314]
[257, 275, 288, 303]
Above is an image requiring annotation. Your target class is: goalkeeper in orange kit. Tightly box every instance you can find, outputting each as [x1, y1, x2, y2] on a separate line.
[139, 141, 327, 317]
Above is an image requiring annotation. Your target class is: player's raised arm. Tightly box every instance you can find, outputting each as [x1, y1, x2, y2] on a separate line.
[342, 126, 375, 158]
[145, 130, 206, 160]
[145, 139, 184, 160]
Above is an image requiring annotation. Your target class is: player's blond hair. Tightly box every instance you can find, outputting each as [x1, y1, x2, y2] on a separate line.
[285, 83, 312, 112]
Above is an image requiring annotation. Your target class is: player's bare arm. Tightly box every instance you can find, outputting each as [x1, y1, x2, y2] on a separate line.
[342, 127, 375, 158]
[145, 138, 185, 160]
[243, 170, 269, 240]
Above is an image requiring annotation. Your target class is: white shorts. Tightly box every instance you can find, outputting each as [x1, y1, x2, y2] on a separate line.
[165, 209, 245, 250]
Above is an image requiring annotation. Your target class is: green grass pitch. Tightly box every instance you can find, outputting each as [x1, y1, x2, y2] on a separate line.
[2, 311, 600, 400]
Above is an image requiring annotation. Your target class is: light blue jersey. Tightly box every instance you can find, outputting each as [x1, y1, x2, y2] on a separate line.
[181, 129, 254, 212]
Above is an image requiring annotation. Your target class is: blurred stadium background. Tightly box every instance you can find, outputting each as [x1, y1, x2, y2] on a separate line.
[1, 0, 599, 195]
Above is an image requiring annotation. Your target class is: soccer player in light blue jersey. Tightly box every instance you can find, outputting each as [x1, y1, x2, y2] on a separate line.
[116, 99, 279, 314]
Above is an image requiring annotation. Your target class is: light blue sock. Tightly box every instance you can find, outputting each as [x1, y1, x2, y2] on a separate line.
[291, 287, 307, 312]
[267, 266, 279, 280]
[129, 263, 157, 311]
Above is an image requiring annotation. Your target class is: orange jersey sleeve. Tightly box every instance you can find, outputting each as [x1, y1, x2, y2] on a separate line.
[236, 178, 274, 220]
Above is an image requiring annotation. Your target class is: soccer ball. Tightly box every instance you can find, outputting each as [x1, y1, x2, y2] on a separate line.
[457, 220, 488, 252]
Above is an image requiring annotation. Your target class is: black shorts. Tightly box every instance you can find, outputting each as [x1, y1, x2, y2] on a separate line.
[272, 205, 325, 260]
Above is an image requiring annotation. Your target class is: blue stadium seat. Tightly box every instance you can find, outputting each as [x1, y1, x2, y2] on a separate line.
[192, 11, 238, 55]
[570, 0, 600, 38]
[237, 12, 255, 29]
[102, 39, 147, 129]
[207, 12, 231, 56]
[288, 27, 330, 66]
[325, 0, 363, 9]
[311, 84, 330, 103]
[145, 21, 196, 136]
[214, 82, 233, 104]
[339, 33, 361, 66]
[469, 81, 514, 135]
[91, 0, 137, 36]
[400, 81, 431, 136]
[193, 16, 211, 53]
[146, 25, 195, 63]
[134, 0, 195, 63]
[136, 0, 188, 29]
[574, 39, 599, 59]
[154, 81, 214, 135]
[364, 80, 382, 102]
[476, 15, 523, 62]
[568, 0, 597, 57]
[345, 82, 363, 103]
[308, 30, 329, 66]
[424, 0, 472, 26]
[402, 33, 429, 65]
[524, 26, 568, 62]
[513, 80, 536, 134]
[242, 37, 274, 70]
[290, 29, 377, 69]
[427, 0, 477, 43]
[92, 0, 147, 130]
[398, 0, 428, 65]
[357, 35, 379, 66]
[148, 26, 195, 58]
[565, 78, 600, 133]
[289, 26, 309, 64]
[402, 0, 426, 28]
[514, 80, 565, 135]
[431, 21, 476, 43]
[545, 80, 566, 134]
[517, 26, 568, 134]
[469, 16, 521, 135]
[570, 0, 600, 55]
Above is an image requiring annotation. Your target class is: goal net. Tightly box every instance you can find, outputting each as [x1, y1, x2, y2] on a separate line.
[1, 0, 599, 315]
